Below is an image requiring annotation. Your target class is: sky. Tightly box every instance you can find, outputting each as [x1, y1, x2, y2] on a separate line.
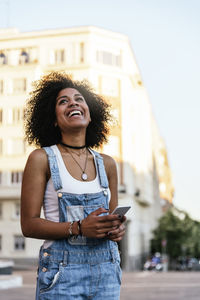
[0, 0, 200, 220]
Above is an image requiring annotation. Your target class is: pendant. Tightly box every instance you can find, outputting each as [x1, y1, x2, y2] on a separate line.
[82, 173, 88, 181]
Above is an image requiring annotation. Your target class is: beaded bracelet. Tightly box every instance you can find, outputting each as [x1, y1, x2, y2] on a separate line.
[68, 221, 74, 236]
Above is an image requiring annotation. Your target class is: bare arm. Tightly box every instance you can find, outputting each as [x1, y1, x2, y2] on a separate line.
[21, 149, 71, 239]
[102, 154, 126, 242]
[102, 153, 118, 212]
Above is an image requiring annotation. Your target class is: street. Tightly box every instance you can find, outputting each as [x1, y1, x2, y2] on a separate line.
[120, 271, 200, 300]
[1, 269, 200, 300]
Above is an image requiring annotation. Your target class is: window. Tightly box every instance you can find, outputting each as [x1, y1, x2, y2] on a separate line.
[7, 108, 22, 124]
[80, 42, 84, 63]
[0, 52, 7, 65]
[55, 49, 65, 64]
[96, 50, 121, 67]
[0, 80, 3, 94]
[19, 50, 29, 64]
[12, 108, 23, 124]
[11, 171, 23, 184]
[0, 109, 2, 124]
[14, 203, 20, 219]
[0, 139, 2, 155]
[13, 78, 26, 94]
[14, 235, 25, 251]
[50, 49, 65, 64]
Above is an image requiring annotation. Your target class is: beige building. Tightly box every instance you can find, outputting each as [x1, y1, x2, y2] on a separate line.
[0, 26, 173, 270]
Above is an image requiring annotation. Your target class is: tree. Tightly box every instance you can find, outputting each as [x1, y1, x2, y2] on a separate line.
[151, 208, 200, 260]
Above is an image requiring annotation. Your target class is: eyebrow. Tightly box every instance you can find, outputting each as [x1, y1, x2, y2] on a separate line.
[56, 93, 83, 101]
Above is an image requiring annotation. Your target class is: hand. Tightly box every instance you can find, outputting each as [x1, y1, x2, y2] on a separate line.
[107, 216, 126, 242]
[81, 207, 123, 239]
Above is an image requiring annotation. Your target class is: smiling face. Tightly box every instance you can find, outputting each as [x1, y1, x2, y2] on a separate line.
[55, 88, 91, 135]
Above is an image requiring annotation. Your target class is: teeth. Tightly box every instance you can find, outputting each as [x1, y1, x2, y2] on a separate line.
[68, 110, 82, 117]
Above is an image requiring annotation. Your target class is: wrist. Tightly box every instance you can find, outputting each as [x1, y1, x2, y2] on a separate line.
[73, 221, 81, 236]
[68, 221, 74, 236]
[67, 220, 83, 237]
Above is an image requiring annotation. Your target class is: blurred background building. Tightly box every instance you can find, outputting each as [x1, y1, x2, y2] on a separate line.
[0, 26, 173, 270]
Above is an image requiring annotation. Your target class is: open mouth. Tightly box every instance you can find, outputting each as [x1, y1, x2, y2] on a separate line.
[68, 110, 83, 118]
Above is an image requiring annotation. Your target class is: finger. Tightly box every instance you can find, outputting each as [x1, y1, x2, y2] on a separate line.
[107, 224, 125, 237]
[98, 214, 122, 222]
[95, 220, 121, 231]
[108, 230, 125, 241]
[90, 207, 108, 216]
[119, 223, 125, 231]
[109, 236, 124, 242]
[96, 232, 108, 239]
[102, 219, 122, 227]
[107, 229, 121, 237]
[121, 216, 126, 223]
[97, 226, 118, 234]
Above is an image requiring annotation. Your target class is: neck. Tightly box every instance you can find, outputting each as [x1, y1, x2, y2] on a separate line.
[60, 141, 86, 149]
[60, 133, 86, 149]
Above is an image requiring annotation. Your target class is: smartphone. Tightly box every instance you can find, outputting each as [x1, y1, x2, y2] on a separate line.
[111, 205, 131, 216]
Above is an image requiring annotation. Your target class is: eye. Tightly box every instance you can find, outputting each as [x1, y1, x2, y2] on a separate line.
[76, 97, 84, 102]
[58, 98, 68, 105]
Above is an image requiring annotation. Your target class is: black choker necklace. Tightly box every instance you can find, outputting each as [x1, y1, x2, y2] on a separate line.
[60, 141, 86, 149]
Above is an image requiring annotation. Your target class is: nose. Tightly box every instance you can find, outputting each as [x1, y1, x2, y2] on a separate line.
[68, 98, 78, 107]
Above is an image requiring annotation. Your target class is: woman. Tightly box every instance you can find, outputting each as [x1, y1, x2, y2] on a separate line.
[21, 72, 126, 299]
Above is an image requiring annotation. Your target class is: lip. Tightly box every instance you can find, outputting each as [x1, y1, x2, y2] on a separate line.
[67, 109, 83, 118]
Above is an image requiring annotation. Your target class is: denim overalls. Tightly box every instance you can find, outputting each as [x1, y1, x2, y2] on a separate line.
[36, 147, 122, 300]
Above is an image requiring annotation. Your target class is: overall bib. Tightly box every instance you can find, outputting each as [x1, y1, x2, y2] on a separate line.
[36, 147, 122, 300]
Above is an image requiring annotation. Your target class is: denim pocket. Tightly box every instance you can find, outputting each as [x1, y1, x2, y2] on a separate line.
[67, 204, 104, 246]
[66, 205, 84, 221]
[39, 262, 63, 294]
[115, 261, 122, 285]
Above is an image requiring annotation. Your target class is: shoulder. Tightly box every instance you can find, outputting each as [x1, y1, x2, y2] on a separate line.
[100, 154, 118, 192]
[26, 148, 49, 170]
[100, 153, 117, 168]
[99, 153, 117, 179]
[28, 148, 47, 161]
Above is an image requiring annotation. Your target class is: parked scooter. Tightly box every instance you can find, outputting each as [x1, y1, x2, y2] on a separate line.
[144, 253, 163, 271]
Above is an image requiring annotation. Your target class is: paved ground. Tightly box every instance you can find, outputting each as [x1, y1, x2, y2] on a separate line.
[1, 269, 200, 299]
[120, 271, 200, 300]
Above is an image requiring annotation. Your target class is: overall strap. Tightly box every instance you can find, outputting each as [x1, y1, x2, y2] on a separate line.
[43, 147, 62, 191]
[91, 149, 109, 189]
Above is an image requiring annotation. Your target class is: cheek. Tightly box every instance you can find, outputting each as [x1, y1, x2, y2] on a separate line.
[55, 106, 63, 119]
[85, 105, 91, 121]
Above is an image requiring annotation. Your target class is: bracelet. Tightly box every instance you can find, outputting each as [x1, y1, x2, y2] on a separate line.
[68, 221, 74, 236]
[77, 220, 83, 236]
[68, 220, 83, 237]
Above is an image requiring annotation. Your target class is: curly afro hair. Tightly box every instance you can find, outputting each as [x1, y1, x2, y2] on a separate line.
[24, 72, 112, 148]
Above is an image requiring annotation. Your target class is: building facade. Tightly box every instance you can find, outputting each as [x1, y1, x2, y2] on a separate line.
[0, 26, 173, 270]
